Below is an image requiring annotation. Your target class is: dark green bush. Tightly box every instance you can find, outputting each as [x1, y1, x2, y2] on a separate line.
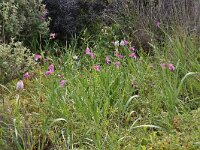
[43, 0, 108, 40]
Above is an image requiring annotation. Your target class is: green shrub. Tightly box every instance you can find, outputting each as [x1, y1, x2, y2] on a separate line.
[0, 40, 34, 84]
[0, 0, 49, 49]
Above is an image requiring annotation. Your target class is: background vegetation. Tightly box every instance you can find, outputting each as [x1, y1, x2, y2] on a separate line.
[0, 0, 200, 149]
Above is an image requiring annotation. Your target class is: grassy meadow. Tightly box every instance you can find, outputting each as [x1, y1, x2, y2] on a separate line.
[1, 27, 200, 149]
[0, 0, 200, 149]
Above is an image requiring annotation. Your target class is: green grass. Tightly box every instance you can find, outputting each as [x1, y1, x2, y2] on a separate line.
[0, 28, 200, 150]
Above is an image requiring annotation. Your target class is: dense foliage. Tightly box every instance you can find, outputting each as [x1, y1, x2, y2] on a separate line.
[43, 0, 108, 39]
[0, 0, 48, 44]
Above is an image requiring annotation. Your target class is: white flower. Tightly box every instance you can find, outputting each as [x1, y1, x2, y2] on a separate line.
[16, 80, 24, 90]
[73, 55, 78, 60]
[120, 40, 126, 46]
[112, 41, 120, 46]
[120, 40, 129, 46]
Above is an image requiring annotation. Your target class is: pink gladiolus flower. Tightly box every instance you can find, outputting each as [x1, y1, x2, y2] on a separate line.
[85, 48, 95, 59]
[168, 63, 176, 71]
[124, 40, 129, 45]
[129, 53, 137, 59]
[105, 56, 111, 64]
[45, 71, 53, 76]
[130, 47, 135, 51]
[93, 65, 100, 71]
[48, 64, 54, 72]
[50, 33, 56, 39]
[90, 52, 96, 59]
[23, 72, 31, 79]
[156, 21, 161, 28]
[60, 80, 67, 87]
[114, 61, 121, 69]
[16, 80, 24, 90]
[114, 51, 124, 59]
[45, 64, 54, 76]
[86, 47, 91, 55]
[35, 54, 41, 61]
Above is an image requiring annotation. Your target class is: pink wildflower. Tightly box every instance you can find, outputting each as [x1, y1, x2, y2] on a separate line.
[60, 80, 67, 87]
[129, 53, 137, 59]
[45, 64, 54, 76]
[120, 40, 129, 46]
[130, 47, 135, 51]
[114, 51, 124, 59]
[114, 61, 121, 69]
[90, 52, 96, 59]
[93, 65, 101, 71]
[45, 71, 53, 76]
[16, 80, 24, 90]
[50, 33, 56, 39]
[156, 21, 161, 28]
[86, 47, 91, 55]
[48, 64, 54, 72]
[34, 54, 42, 61]
[124, 40, 129, 45]
[168, 63, 176, 71]
[105, 56, 111, 64]
[23, 72, 31, 79]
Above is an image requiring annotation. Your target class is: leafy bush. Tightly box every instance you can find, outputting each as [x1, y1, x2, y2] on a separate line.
[0, 0, 49, 46]
[0, 40, 34, 83]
